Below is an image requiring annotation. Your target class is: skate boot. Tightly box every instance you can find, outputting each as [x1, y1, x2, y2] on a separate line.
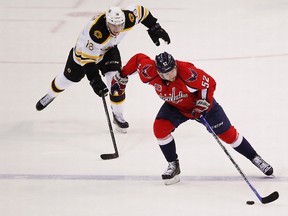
[251, 155, 273, 176]
[112, 113, 129, 133]
[162, 159, 181, 185]
[36, 94, 55, 111]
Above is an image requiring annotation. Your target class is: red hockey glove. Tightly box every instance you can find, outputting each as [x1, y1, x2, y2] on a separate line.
[192, 99, 210, 119]
[111, 72, 128, 96]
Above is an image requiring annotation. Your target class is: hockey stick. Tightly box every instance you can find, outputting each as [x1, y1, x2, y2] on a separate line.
[100, 94, 119, 160]
[200, 115, 279, 204]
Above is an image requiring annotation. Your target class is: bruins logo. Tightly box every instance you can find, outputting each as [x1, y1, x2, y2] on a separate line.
[128, 13, 134, 22]
[94, 30, 102, 39]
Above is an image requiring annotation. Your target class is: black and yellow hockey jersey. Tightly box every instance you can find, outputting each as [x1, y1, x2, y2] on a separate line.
[73, 5, 157, 66]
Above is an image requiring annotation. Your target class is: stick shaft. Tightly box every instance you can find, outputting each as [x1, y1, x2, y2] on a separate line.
[101, 95, 119, 156]
[200, 116, 263, 202]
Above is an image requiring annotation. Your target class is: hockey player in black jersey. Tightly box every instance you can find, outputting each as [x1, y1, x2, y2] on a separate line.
[36, 5, 170, 133]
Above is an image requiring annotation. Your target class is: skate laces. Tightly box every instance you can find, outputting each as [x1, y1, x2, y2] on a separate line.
[163, 161, 178, 175]
[252, 155, 271, 173]
[40, 94, 54, 106]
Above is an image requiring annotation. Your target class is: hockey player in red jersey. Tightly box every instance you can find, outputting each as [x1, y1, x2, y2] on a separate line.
[35, 5, 170, 133]
[111, 52, 274, 185]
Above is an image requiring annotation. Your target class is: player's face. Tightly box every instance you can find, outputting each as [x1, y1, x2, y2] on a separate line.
[107, 23, 124, 36]
[160, 67, 177, 82]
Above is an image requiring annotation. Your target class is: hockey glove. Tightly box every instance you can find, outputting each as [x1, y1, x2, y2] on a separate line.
[192, 99, 210, 119]
[111, 72, 128, 96]
[90, 77, 108, 97]
[148, 23, 171, 46]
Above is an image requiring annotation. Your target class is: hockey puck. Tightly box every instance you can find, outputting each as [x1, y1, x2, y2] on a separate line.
[246, 201, 255, 205]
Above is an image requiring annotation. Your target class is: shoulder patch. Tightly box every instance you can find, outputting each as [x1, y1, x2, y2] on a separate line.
[123, 10, 136, 29]
[186, 68, 198, 82]
[139, 64, 158, 83]
[128, 12, 135, 23]
[93, 30, 102, 39]
[89, 14, 110, 44]
[141, 64, 153, 78]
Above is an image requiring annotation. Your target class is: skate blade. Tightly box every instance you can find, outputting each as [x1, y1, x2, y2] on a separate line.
[114, 125, 127, 134]
[164, 175, 180, 185]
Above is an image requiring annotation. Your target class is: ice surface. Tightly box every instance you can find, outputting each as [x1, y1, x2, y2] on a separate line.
[0, 0, 287, 215]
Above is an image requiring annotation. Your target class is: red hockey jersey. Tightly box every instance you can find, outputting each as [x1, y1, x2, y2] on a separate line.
[121, 53, 216, 118]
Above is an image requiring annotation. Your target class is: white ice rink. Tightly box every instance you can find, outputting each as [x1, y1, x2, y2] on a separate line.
[0, 0, 288, 215]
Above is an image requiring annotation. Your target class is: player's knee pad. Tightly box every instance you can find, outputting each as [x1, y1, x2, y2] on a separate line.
[153, 119, 175, 139]
[217, 126, 238, 144]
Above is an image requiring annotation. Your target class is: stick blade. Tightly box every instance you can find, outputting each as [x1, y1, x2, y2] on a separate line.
[100, 153, 119, 160]
[261, 191, 279, 204]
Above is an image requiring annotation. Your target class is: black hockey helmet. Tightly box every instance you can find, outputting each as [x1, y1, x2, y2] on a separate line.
[155, 52, 176, 73]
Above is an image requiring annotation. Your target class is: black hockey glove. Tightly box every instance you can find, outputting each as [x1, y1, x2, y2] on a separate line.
[147, 23, 171, 46]
[111, 72, 128, 96]
[90, 77, 108, 97]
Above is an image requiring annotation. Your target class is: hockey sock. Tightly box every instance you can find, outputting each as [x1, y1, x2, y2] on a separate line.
[105, 71, 126, 116]
[159, 138, 178, 162]
[48, 72, 74, 97]
[110, 95, 125, 116]
[233, 137, 257, 160]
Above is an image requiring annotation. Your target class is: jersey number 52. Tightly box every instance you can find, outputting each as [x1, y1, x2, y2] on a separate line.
[202, 75, 209, 88]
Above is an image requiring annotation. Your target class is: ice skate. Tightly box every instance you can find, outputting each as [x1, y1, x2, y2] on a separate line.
[251, 155, 273, 176]
[112, 113, 129, 133]
[36, 94, 55, 111]
[162, 159, 181, 185]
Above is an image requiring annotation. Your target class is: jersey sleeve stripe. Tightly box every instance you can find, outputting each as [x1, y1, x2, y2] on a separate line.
[186, 86, 198, 93]
[143, 8, 149, 20]
[201, 89, 208, 99]
[136, 5, 149, 23]
[136, 5, 142, 22]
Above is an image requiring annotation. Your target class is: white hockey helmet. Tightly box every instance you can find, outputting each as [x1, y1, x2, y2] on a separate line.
[106, 7, 125, 26]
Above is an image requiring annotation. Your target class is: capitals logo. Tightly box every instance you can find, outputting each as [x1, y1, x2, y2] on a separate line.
[141, 64, 152, 78]
[186, 68, 198, 82]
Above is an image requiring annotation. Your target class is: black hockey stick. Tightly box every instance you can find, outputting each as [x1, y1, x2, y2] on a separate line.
[100, 94, 119, 160]
[200, 115, 279, 204]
